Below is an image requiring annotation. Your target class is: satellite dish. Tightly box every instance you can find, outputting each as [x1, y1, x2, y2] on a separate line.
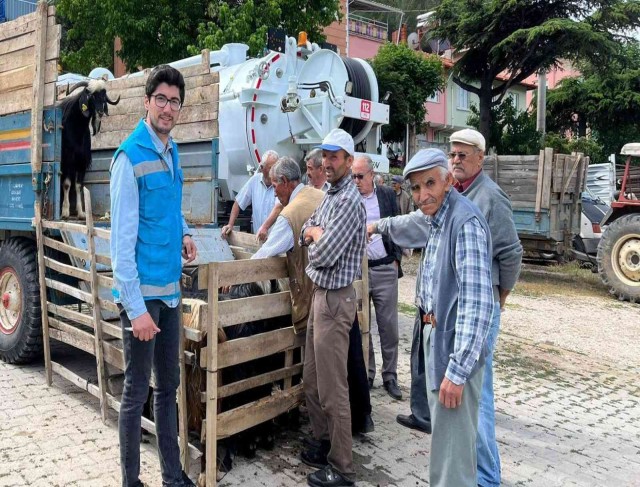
[408, 32, 420, 50]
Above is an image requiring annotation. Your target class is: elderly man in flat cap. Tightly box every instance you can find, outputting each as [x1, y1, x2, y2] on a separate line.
[391, 175, 413, 215]
[449, 129, 523, 487]
[368, 148, 494, 487]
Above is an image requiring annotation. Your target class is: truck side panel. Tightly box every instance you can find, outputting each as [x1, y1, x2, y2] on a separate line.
[0, 108, 62, 230]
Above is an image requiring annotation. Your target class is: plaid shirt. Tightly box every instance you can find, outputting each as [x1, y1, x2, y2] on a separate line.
[301, 174, 366, 289]
[421, 190, 493, 385]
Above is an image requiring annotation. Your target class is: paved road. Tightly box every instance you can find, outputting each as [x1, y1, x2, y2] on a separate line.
[2, 312, 640, 486]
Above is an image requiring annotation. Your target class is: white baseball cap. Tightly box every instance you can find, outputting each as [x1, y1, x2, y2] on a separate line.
[318, 128, 355, 156]
[450, 128, 486, 152]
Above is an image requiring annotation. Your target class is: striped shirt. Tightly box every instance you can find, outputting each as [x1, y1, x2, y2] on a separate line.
[421, 190, 493, 385]
[301, 174, 366, 289]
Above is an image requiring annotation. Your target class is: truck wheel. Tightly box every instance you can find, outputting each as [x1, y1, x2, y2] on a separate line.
[597, 214, 640, 302]
[0, 238, 42, 364]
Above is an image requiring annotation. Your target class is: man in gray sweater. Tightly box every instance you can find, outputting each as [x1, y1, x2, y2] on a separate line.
[449, 128, 523, 487]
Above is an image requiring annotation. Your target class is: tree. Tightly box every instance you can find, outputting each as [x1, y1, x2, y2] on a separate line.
[192, 0, 341, 56]
[370, 42, 444, 143]
[56, 0, 207, 73]
[467, 98, 542, 156]
[547, 42, 640, 158]
[430, 0, 640, 143]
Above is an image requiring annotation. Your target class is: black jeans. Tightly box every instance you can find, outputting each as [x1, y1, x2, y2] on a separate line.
[119, 300, 182, 487]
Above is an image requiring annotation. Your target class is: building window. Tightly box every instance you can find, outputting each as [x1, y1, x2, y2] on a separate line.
[457, 87, 469, 110]
[509, 92, 520, 110]
[427, 91, 440, 103]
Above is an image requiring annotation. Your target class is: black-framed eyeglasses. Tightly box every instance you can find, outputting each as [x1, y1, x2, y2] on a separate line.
[150, 94, 182, 111]
[449, 151, 471, 160]
[351, 171, 371, 180]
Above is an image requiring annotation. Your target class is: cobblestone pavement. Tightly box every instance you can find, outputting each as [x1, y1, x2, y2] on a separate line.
[2, 301, 640, 486]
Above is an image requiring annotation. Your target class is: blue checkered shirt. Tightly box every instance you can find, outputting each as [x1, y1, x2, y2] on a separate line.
[421, 190, 493, 385]
[300, 174, 366, 289]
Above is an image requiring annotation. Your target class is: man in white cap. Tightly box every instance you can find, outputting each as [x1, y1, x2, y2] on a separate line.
[449, 128, 522, 487]
[300, 128, 366, 487]
[368, 148, 493, 487]
[221, 150, 278, 237]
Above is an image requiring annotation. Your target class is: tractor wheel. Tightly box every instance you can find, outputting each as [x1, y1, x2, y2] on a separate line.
[0, 238, 42, 364]
[597, 214, 640, 302]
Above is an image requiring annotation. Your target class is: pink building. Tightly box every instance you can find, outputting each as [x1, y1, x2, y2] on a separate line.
[524, 61, 581, 107]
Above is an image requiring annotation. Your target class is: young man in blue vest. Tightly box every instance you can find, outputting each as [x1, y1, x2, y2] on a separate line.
[368, 148, 494, 487]
[110, 65, 197, 487]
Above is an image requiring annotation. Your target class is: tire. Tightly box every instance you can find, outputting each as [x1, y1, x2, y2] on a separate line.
[0, 237, 42, 364]
[597, 214, 640, 303]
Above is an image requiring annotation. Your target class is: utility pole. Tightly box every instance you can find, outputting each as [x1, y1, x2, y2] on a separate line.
[536, 70, 547, 134]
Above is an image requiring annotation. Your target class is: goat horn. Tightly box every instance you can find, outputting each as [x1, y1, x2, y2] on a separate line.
[68, 80, 90, 93]
[106, 94, 121, 105]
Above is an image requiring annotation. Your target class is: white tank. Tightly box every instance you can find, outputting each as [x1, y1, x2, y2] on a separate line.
[210, 36, 389, 199]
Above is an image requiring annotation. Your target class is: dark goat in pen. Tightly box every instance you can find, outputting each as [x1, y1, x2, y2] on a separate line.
[58, 79, 120, 219]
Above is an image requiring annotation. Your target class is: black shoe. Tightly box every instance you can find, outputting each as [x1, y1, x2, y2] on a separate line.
[383, 378, 402, 400]
[361, 414, 374, 434]
[368, 377, 374, 390]
[396, 413, 431, 434]
[303, 436, 322, 450]
[162, 471, 195, 487]
[301, 441, 330, 469]
[307, 465, 355, 487]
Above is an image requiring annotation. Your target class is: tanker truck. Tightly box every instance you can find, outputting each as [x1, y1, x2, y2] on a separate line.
[0, 17, 390, 364]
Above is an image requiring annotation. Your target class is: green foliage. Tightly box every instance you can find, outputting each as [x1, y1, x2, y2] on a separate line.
[370, 43, 444, 143]
[468, 98, 542, 155]
[192, 0, 341, 56]
[546, 42, 640, 158]
[56, 0, 207, 73]
[543, 134, 606, 163]
[430, 0, 640, 141]
[56, 0, 113, 74]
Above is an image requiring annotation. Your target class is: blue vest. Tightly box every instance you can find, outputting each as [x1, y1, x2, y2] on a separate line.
[428, 190, 493, 390]
[114, 120, 183, 302]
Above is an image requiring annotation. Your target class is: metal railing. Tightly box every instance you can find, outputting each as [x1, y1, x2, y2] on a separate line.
[349, 14, 388, 41]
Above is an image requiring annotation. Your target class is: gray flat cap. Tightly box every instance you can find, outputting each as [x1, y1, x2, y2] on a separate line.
[402, 148, 449, 179]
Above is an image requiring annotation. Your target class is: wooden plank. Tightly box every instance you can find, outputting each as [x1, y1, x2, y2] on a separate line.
[45, 277, 93, 304]
[178, 293, 189, 468]
[198, 257, 288, 289]
[99, 297, 119, 314]
[99, 104, 218, 134]
[205, 264, 219, 487]
[184, 327, 203, 342]
[43, 236, 91, 261]
[47, 302, 92, 327]
[43, 255, 91, 281]
[30, 1, 48, 174]
[92, 226, 111, 240]
[215, 384, 304, 439]
[41, 220, 88, 234]
[229, 246, 254, 260]
[541, 148, 554, 210]
[227, 231, 262, 251]
[283, 350, 294, 390]
[96, 254, 112, 267]
[49, 319, 94, 355]
[0, 15, 37, 43]
[0, 87, 31, 116]
[44, 24, 61, 62]
[0, 46, 33, 75]
[203, 327, 305, 369]
[84, 188, 109, 422]
[216, 363, 303, 399]
[97, 274, 114, 289]
[218, 291, 291, 328]
[171, 120, 218, 142]
[35, 201, 53, 386]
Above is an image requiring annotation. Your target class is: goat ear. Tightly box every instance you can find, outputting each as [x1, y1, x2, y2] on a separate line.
[79, 90, 91, 118]
[91, 115, 102, 136]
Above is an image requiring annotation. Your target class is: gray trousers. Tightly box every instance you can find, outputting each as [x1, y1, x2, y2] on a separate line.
[409, 311, 431, 428]
[303, 285, 356, 481]
[425, 327, 484, 487]
[367, 263, 399, 382]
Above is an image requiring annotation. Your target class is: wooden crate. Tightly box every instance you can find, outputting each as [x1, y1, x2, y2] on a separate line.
[189, 231, 369, 486]
[34, 189, 198, 468]
[484, 149, 588, 253]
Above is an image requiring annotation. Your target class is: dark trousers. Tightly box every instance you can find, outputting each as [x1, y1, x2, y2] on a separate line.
[348, 315, 372, 433]
[118, 300, 183, 487]
[409, 311, 431, 429]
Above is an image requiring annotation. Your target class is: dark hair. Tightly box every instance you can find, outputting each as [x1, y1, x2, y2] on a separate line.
[145, 64, 185, 104]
